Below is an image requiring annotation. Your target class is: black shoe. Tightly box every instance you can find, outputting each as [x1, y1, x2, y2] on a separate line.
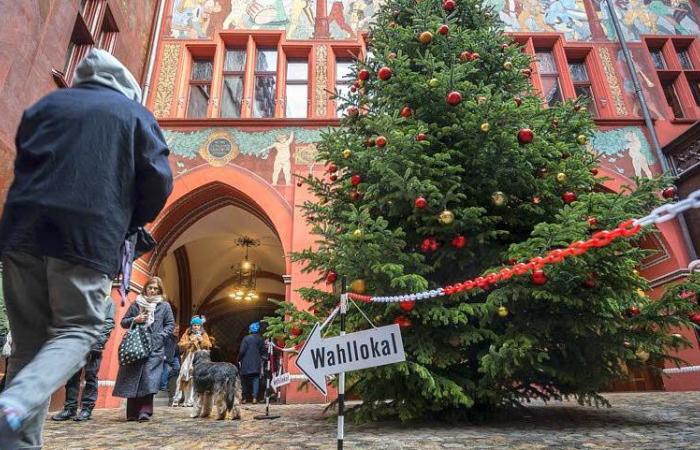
[73, 409, 92, 422]
[51, 409, 77, 421]
[137, 413, 150, 422]
[0, 409, 21, 450]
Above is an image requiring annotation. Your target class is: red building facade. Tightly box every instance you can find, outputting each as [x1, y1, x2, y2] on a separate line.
[1, 0, 700, 408]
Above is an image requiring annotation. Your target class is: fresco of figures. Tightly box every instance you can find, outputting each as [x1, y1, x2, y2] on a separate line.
[592, 0, 700, 41]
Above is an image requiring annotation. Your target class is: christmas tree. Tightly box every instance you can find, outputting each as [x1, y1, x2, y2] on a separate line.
[265, 0, 699, 420]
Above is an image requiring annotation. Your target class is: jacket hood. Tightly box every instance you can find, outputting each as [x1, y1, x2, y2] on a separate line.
[73, 49, 142, 102]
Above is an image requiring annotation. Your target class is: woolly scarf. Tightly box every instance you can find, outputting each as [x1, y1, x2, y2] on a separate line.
[135, 295, 164, 327]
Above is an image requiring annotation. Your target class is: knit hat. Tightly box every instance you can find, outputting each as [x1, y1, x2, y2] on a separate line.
[190, 316, 204, 326]
[249, 321, 260, 334]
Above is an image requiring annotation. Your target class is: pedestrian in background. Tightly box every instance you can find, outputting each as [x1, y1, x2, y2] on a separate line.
[239, 321, 266, 404]
[113, 276, 174, 422]
[51, 297, 116, 422]
[0, 48, 172, 449]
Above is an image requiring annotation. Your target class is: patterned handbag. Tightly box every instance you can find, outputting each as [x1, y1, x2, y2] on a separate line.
[118, 321, 152, 366]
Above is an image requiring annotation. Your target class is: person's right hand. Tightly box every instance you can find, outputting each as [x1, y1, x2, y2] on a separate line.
[134, 313, 147, 324]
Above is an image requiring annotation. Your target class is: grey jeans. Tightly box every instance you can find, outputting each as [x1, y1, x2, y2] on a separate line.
[0, 252, 110, 449]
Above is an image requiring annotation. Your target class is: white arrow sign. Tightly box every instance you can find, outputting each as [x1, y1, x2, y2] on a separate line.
[295, 323, 406, 395]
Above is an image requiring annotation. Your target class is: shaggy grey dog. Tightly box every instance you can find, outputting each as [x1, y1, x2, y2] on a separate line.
[190, 350, 242, 420]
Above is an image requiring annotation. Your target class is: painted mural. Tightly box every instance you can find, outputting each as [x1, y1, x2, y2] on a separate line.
[169, 0, 383, 39]
[485, 0, 592, 40]
[590, 126, 656, 179]
[612, 46, 666, 120]
[164, 127, 324, 185]
[592, 0, 700, 41]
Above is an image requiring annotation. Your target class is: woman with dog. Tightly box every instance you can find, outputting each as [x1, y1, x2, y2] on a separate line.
[113, 276, 174, 422]
[173, 316, 212, 407]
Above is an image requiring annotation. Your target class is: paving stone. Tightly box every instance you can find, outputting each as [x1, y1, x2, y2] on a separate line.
[41, 392, 700, 449]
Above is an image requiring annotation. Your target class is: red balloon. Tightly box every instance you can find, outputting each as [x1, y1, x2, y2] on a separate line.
[416, 133, 427, 141]
[378, 66, 393, 81]
[562, 191, 577, 204]
[415, 197, 428, 209]
[531, 269, 547, 285]
[662, 186, 677, 199]
[358, 69, 370, 80]
[438, 25, 449, 35]
[446, 91, 462, 106]
[451, 235, 468, 249]
[517, 128, 534, 145]
[400, 106, 413, 117]
[326, 271, 338, 284]
[351, 174, 362, 186]
[376, 136, 387, 147]
[442, 0, 456, 11]
[399, 300, 416, 312]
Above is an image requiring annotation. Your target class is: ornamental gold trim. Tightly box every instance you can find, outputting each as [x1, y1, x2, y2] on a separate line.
[314, 45, 328, 116]
[199, 131, 239, 167]
[598, 47, 627, 116]
[153, 43, 180, 118]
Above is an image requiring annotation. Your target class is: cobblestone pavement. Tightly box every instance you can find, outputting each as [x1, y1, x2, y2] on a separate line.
[43, 392, 700, 449]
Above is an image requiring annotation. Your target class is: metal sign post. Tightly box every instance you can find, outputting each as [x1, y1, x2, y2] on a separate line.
[254, 340, 281, 420]
[338, 293, 347, 450]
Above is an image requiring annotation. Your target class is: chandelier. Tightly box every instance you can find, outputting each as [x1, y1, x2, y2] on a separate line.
[229, 236, 260, 301]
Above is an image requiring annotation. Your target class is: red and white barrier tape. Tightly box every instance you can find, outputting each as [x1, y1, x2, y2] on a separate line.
[346, 189, 700, 304]
[663, 365, 700, 374]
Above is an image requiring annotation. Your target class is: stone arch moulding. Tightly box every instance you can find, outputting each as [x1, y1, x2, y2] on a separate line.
[139, 165, 294, 283]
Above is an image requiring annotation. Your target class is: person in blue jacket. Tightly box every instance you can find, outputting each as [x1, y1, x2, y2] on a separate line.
[239, 322, 267, 404]
[0, 48, 173, 449]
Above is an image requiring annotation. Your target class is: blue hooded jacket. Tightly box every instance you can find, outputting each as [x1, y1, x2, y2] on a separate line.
[0, 50, 173, 277]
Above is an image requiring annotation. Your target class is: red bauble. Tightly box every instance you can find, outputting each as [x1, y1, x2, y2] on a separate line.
[366, 138, 376, 147]
[347, 106, 359, 117]
[394, 315, 412, 328]
[662, 186, 677, 199]
[358, 69, 370, 80]
[514, 97, 523, 107]
[421, 237, 439, 253]
[329, 174, 338, 181]
[442, 0, 456, 11]
[376, 136, 387, 147]
[590, 168, 599, 176]
[416, 133, 427, 141]
[351, 174, 362, 186]
[531, 269, 547, 285]
[470, 53, 480, 60]
[562, 191, 577, 204]
[679, 291, 697, 301]
[451, 235, 468, 249]
[290, 326, 302, 337]
[627, 306, 641, 317]
[326, 271, 338, 284]
[438, 24, 449, 35]
[294, 342, 304, 351]
[399, 300, 416, 312]
[414, 196, 428, 209]
[521, 68, 532, 77]
[583, 275, 596, 289]
[327, 163, 338, 173]
[350, 190, 361, 201]
[378, 66, 393, 81]
[587, 216, 598, 226]
[501, 43, 509, 52]
[688, 312, 700, 325]
[350, 86, 357, 93]
[517, 128, 534, 145]
[275, 338, 286, 348]
[400, 106, 413, 118]
[446, 91, 462, 106]
[459, 51, 471, 62]
[296, 181, 303, 187]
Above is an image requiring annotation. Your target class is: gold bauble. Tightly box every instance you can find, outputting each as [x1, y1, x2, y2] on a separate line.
[576, 134, 588, 145]
[352, 229, 364, 239]
[633, 269, 640, 276]
[480, 122, 490, 133]
[503, 61, 513, 70]
[350, 279, 367, 294]
[428, 78, 439, 88]
[342, 149, 352, 159]
[439, 210, 455, 225]
[497, 306, 509, 317]
[491, 191, 507, 206]
[637, 288, 647, 298]
[419, 31, 433, 44]
[556, 172, 568, 183]
[635, 349, 650, 362]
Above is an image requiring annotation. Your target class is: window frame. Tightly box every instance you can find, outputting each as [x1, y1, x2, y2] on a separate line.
[284, 57, 310, 118]
[186, 58, 214, 119]
[252, 46, 279, 118]
[219, 47, 247, 119]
